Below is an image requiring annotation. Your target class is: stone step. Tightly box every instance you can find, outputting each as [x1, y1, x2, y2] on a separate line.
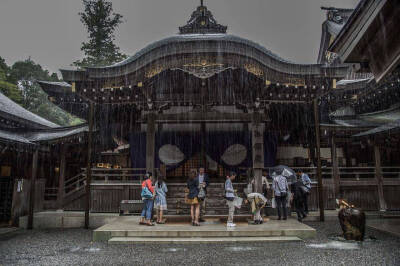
[93, 216, 316, 241]
[108, 236, 302, 244]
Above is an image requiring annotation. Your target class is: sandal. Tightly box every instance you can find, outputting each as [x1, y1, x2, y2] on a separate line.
[139, 221, 146, 225]
[146, 222, 155, 226]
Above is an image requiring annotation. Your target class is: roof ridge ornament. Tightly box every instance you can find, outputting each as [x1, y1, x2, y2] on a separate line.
[179, 1, 227, 34]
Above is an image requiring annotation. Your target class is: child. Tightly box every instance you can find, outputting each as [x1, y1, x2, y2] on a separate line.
[154, 176, 168, 224]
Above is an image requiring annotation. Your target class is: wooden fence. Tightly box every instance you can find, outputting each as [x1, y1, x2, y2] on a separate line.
[52, 166, 400, 213]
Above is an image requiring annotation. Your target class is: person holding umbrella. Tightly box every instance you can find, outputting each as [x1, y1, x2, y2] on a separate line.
[297, 169, 311, 214]
[272, 172, 289, 220]
[290, 175, 307, 222]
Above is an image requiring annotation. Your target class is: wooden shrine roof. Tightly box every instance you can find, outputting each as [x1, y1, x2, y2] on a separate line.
[0, 91, 59, 129]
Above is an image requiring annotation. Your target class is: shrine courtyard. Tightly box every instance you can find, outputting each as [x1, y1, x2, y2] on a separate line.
[0, 220, 399, 266]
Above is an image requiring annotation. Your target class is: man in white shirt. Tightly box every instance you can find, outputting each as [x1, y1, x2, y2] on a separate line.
[272, 174, 289, 220]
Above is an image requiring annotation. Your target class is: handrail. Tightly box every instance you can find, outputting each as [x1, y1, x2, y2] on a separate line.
[65, 172, 85, 186]
[65, 176, 86, 190]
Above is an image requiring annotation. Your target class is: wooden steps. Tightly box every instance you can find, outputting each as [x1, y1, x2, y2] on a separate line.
[166, 183, 249, 215]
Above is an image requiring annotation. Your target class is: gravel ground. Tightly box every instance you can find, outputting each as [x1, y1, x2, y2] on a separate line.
[0, 221, 399, 266]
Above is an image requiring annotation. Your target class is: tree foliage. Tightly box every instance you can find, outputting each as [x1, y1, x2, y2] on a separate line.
[9, 58, 59, 84]
[0, 57, 23, 104]
[73, 0, 127, 67]
[0, 57, 83, 126]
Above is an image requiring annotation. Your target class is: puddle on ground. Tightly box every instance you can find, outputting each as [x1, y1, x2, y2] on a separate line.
[84, 247, 101, 252]
[162, 248, 188, 252]
[306, 241, 359, 250]
[225, 246, 258, 252]
[62, 246, 101, 254]
[69, 247, 81, 252]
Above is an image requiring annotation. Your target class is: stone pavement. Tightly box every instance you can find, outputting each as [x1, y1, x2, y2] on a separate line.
[367, 219, 400, 237]
[0, 221, 399, 265]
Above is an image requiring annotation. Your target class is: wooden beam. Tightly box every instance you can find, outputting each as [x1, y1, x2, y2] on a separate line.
[331, 136, 340, 197]
[252, 112, 264, 193]
[57, 145, 67, 209]
[200, 122, 206, 168]
[146, 113, 156, 174]
[140, 112, 269, 124]
[374, 144, 387, 211]
[27, 149, 39, 230]
[313, 100, 325, 222]
[85, 102, 94, 229]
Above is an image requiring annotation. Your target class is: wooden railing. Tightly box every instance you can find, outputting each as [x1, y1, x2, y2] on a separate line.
[82, 168, 152, 183]
[44, 166, 400, 211]
[264, 166, 400, 180]
[65, 172, 86, 195]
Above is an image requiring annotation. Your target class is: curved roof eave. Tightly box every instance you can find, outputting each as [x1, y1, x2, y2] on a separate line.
[95, 34, 295, 69]
[61, 34, 348, 81]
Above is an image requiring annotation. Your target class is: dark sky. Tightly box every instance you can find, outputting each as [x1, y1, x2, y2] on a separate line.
[0, 0, 358, 75]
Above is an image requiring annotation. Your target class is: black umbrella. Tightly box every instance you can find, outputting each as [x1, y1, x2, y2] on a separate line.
[270, 165, 297, 183]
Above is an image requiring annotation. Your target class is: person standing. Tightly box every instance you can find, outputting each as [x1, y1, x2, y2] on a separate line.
[187, 169, 200, 226]
[197, 167, 210, 222]
[291, 175, 307, 222]
[298, 170, 311, 214]
[155, 175, 168, 224]
[225, 172, 237, 227]
[251, 172, 269, 195]
[272, 173, 289, 220]
[139, 173, 155, 226]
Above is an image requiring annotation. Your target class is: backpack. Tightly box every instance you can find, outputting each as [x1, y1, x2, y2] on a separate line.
[141, 181, 153, 199]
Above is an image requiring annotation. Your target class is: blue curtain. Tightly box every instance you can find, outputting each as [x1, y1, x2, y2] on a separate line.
[204, 131, 252, 171]
[130, 131, 278, 172]
[130, 132, 147, 168]
[264, 132, 278, 167]
[154, 131, 201, 170]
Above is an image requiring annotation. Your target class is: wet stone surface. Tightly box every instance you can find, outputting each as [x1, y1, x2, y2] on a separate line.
[0, 221, 399, 266]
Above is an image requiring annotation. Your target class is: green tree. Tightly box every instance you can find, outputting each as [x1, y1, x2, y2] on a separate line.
[73, 0, 127, 67]
[8, 59, 83, 126]
[9, 58, 59, 84]
[0, 68, 23, 104]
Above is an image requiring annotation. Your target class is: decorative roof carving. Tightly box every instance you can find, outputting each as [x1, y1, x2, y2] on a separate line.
[179, 1, 227, 34]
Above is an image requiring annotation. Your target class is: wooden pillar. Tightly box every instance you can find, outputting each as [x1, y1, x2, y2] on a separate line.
[146, 113, 156, 175]
[374, 144, 387, 211]
[331, 136, 340, 198]
[252, 112, 264, 193]
[85, 102, 94, 229]
[57, 145, 67, 209]
[27, 149, 39, 230]
[313, 100, 324, 221]
[201, 122, 206, 168]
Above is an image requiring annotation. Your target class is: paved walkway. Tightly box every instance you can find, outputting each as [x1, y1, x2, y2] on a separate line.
[0, 227, 19, 237]
[1, 221, 399, 265]
[368, 219, 400, 237]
